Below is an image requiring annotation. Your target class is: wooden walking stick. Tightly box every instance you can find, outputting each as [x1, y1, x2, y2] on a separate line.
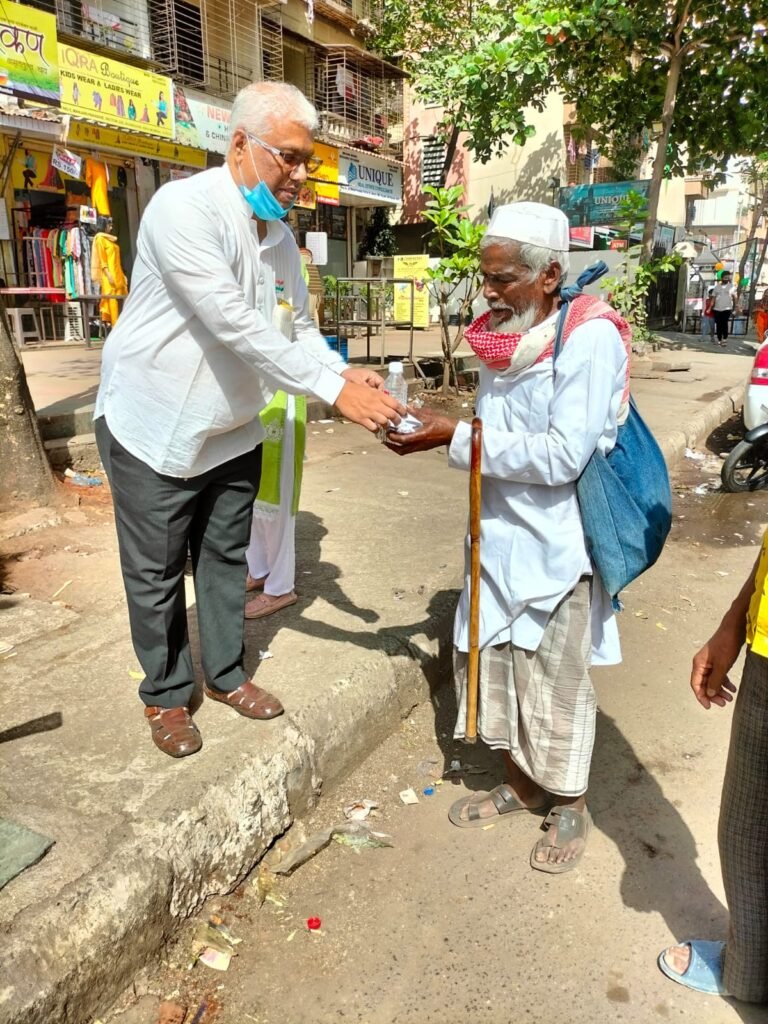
[466, 417, 482, 743]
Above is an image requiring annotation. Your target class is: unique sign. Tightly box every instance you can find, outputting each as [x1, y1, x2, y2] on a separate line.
[558, 180, 650, 227]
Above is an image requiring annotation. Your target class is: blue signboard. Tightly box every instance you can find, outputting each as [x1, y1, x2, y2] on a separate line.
[558, 180, 651, 227]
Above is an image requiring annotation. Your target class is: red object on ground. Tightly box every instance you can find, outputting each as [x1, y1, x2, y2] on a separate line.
[306, 917, 321, 930]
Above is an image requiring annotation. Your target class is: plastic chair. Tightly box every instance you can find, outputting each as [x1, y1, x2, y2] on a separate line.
[5, 307, 42, 346]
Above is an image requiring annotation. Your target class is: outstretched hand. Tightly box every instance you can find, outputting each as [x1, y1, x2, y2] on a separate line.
[384, 406, 458, 456]
[336, 380, 404, 433]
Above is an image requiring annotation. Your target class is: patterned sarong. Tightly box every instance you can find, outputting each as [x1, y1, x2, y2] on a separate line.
[453, 580, 595, 797]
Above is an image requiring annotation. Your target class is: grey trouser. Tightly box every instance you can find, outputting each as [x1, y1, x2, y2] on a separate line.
[96, 417, 262, 709]
[719, 648, 768, 1002]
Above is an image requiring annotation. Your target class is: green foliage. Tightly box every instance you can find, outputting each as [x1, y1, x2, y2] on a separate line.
[357, 207, 397, 260]
[377, 0, 768, 195]
[600, 191, 680, 344]
[421, 185, 486, 391]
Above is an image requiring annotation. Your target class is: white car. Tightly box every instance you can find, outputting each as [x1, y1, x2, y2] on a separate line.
[744, 340, 768, 430]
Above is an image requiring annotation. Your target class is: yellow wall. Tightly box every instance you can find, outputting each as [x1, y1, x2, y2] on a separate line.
[466, 93, 566, 221]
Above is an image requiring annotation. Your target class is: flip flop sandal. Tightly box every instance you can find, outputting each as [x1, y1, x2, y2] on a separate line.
[530, 805, 591, 873]
[657, 940, 730, 996]
[448, 783, 549, 829]
[244, 591, 298, 620]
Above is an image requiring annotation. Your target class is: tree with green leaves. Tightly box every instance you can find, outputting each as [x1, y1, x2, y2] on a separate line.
[600, 190, 680, 348]
[378, 1, 768, 259]
[421, 185, 486, 393]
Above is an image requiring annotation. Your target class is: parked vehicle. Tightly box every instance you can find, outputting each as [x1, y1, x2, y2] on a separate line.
[721, 340, 768, 491]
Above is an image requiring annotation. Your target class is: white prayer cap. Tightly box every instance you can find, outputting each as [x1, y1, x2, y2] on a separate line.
[487, 202, 569, 251]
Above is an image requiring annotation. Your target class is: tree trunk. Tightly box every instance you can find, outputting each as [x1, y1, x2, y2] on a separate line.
[641, 47, 684, 261]
[439, 298, 453, 394]
[746, 229, 768, 324]
[738, 184, 767, 303]
[0, 318, 55, 510]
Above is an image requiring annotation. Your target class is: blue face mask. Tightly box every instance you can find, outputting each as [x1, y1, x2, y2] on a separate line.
[239, 141, 294, 221]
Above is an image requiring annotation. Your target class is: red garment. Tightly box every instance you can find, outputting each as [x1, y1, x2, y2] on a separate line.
[465, 294, 632, 404]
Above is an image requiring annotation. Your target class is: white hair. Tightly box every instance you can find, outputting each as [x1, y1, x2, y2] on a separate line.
[481, 234, 570, 284]
[229, 82, 318, 140]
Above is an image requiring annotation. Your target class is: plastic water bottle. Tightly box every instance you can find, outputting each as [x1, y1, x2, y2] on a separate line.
[382, 360, 422, 435]
[64, 468, 102, 487]
[383, 361, 409, 406]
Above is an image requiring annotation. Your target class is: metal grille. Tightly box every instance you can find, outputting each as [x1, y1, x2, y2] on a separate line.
[164, 0, 284, 99]
[315, 46, 404, 158]
[421, 136, 446, 188]
[29, 0, 283, 99]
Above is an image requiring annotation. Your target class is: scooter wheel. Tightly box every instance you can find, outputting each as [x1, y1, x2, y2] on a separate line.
[721, 439, 768, 492]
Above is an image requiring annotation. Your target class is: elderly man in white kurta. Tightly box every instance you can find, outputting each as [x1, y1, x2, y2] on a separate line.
[387, 202, 629, 873]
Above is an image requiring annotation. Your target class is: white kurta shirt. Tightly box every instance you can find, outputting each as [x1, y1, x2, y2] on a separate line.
[95, 166, 346, 478]
[449, 314, 627, 667]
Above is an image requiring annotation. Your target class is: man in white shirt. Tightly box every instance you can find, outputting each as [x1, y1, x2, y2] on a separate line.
[711, 271, 737, 345]
[94, 82, 403, 758]
[387, 203, 628, 873]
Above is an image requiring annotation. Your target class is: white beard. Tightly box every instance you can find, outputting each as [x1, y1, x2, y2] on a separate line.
[488, 302, 539, 334]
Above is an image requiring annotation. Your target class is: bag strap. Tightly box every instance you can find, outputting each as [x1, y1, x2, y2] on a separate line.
[552, 260, 610, 363]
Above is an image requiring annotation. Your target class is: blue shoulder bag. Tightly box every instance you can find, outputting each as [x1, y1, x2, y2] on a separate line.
[553, 262, 672, 607]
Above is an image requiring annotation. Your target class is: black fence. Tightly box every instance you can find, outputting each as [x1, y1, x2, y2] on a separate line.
[646, 269, 679, 329]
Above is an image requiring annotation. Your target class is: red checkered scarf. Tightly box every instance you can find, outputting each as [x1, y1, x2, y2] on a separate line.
[465, 293, 632, 408]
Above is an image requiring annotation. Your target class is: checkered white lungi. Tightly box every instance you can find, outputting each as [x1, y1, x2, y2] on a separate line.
[453, 579, 595, 797]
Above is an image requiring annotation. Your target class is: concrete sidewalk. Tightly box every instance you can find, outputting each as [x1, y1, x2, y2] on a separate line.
[0, 332, 756, 1024]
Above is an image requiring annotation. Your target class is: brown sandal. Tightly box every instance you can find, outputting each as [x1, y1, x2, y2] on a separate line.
[144, 706, 202, 758]
[203, 680, 284, 720]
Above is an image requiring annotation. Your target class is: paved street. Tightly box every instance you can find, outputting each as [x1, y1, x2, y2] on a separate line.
[103, 455, 768, 1024]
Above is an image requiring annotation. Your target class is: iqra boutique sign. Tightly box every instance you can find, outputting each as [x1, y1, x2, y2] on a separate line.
[339, 151, 402, 204]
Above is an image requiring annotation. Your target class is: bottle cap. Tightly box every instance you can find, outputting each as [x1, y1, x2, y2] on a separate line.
[388, 360, 404, 374]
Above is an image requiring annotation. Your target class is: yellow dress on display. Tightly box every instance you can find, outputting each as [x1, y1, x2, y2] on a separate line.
[84, 159, 110, 216]
[91, 232, 127, 325]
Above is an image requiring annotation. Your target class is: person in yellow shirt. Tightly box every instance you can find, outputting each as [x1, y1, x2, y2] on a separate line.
[657, 532, 768, 1002]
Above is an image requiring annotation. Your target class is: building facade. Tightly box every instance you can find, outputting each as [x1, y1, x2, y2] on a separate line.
[0, 0, 405, 329]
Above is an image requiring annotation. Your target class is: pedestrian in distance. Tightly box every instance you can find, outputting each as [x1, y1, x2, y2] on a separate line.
[711, 271, 737, 345]
[658, 534, 768, 1002]
[386, 203, 630, 873]
[94, 82, 403, 759]
[701, 286, 715, 342]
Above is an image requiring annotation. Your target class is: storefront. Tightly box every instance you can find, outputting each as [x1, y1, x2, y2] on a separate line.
[290, 145, 403, 279]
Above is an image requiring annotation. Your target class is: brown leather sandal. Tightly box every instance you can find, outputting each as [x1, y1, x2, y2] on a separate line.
[203, 680, 284, 720]
[144, 706, 202, 758]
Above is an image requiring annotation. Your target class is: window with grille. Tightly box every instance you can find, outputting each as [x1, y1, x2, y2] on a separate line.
[421, 137, 446, 188]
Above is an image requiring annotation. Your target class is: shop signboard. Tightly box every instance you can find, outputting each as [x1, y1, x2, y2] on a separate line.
[569, 226, 594, 247]
[393, 254, 430, 328]
[295, 181, 316, 211]
[339, 151, 402, 204]
[68, 121, 206, 167]
[312, 143, 339, 206]
[58, 44, 174, 139]
[11, 147, 66, 192]
[52, 146, 82, 179]
[558, 180, 650, 227]
[173, 86, 231, 154]
[0, 1, 59, 106]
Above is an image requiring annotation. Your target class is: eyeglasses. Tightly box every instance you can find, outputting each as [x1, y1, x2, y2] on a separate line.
[247, 133, 323, 175]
